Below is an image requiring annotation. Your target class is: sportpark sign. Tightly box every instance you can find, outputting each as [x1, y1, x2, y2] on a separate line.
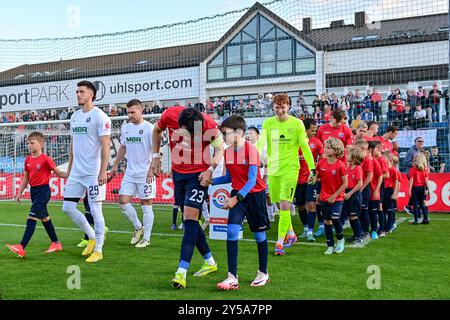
[0, 67, 199, 112]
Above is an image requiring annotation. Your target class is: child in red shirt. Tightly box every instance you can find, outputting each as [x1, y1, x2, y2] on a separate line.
[368, 140, 384, 240]
[383, 154, 401, 232]
[212, 115, 270, 290]
[342, 148, 364, 244]
[315, 138, 348, 255]
[408, 153, 430, 225]
[6, 132, 67, 258]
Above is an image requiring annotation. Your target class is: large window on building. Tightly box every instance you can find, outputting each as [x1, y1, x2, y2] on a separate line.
[207, 13, 315, 82]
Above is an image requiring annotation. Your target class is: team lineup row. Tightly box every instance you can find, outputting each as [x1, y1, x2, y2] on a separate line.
[6, 81, 431, 291]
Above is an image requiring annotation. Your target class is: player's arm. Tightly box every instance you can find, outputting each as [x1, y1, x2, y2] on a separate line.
[256, 125, 267, 156]
[392, 179, 400, 200]
[345, 180, 363, 199]
[15, 171, 29, 202]
[149, 124, 164, 179]
[362, 171, 373, 190]
[328, 175, 348, 204]
[111, 144, 126, 178]
[408, 177, 414, 198]
[298, 126, 315, 171]
[440, 162, 445, 173]
[99, 135, 110, 186]
[212, 169, 232, 186]
[223, 165, 258, 210]
[374, 175, 383, 199]
[67, 140, 74, 177]
[199, 133, 224, 187]
[52, 166, 68, 178]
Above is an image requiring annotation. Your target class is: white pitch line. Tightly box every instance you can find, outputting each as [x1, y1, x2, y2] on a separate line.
[354, 217, 408, 248]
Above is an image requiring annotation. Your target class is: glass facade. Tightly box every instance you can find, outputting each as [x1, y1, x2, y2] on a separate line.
[207, 13, 315, 82]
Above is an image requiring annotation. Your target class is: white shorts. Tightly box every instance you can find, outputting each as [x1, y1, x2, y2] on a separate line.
[119, 179, 156, 200]
[64, 176, 106, 202]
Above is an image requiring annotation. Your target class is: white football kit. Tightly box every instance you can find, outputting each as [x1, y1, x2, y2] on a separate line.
[119, 121, 156, 199]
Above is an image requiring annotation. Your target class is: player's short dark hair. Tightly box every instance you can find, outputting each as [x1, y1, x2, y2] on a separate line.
[248, 126, 260, 135]
[77, 80, 97, 101]
[332, 109, 346, 122]
[126, 99, 143, 108]
[368, 140, 382, 150]
[303, 118, 317, 130]
[367, 121, 379, 130]
[27, 131, 45, 144]
[386, 125, 398, 133]
[221, 115, 246, 134]
[178, 107, 204, 136]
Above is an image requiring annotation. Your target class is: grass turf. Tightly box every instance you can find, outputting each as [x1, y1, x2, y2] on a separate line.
[0, 201, 449, 300]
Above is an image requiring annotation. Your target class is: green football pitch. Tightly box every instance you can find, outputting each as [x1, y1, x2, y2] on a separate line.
[0, 201, 449, 300]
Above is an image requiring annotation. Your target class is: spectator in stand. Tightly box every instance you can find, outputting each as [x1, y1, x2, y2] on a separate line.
[297, 93, 307, 110]
[314, 106, 324, 125]
[407, 89, 419, 109]
[361, 108, 374, 122]
[417, 86, 425, 98]
[402, 105, 414, 130]
[413, 105, 427, 129]
[429, 84, 442, 121]
[351, 114, 362, 130]
[323, 104, 332, 123]
[329, 94, 339, 110]
[387, 89, 397, 102]
[429, 146, 445, 173]
[371, 89, 382, 121]
[364, 90, 372, 111]
[320, 93, 329, 109]
[59, 109, 68, 120]
[353, 89, 364, 119]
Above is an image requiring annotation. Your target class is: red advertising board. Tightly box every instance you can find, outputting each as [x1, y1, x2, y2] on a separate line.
[1, 173, 449, 212]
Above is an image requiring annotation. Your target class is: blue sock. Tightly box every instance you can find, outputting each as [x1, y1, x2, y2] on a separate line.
[172, 207, 178, 225]
[299, 208, 308, 227]
[255, 232, 268, 274]
[20, 219, 37, 249]
[324, 224, 334, 247]
[332, 219, 344, 240]
[350, 218, 362, 238]
[227, 240, 238, 277]
[317, 206, 324, 225]
[179, 220, 199, 269]
[42, 219, 58, 243]
[196, 222, 211, 257]
[307, 211, 316, 232]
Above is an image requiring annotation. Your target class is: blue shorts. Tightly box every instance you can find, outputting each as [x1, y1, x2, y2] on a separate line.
[229, 190, 271, 233]
[29, 185, 51, 219]
[294, 183, 318, 206]
[362, 186, 370, 209]
[343, 190, 362, 217]
[172, 171, 208, 212]
[320, 201, 344, 220]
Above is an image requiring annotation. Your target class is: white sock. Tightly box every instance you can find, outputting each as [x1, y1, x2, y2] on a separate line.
[63, 201, 95, 239]
[89, 201, 105, 253]
[120, 203, 142, 231]
[176, 268, 187, 275]
[202, 201, 210, 221]
[267, 204, 274, 217]
[142, 205, 154, 241]
[205, 256, 216, 266]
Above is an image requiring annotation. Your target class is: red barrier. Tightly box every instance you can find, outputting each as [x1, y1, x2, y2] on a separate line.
[1, 173, 449, 212]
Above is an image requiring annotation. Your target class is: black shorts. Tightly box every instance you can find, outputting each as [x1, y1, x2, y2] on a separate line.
[172, 171, 208, 211]
[29, 185, 51, 219]
[229, 190, 270, 233]
[320, 201, 344, 220]
[294, 183, 318, 206]
[343, 191, 362, 217]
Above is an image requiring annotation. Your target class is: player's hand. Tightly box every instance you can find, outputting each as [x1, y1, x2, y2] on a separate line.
[408, 190, 412, 198]
[391, 195, 398, 200]
[327, 195, 336, 204]
[15, 194, 21, 203]
[223, 196, 238, 210]
[110, 166, 118, 178]
[151, 158, 162, 178]
[98, 171, 108, 186]
[344, 193, 350, 200]
[199, 170, 213, 187]
[308, 170, 317, 185]
[168, 171, 173, 178]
